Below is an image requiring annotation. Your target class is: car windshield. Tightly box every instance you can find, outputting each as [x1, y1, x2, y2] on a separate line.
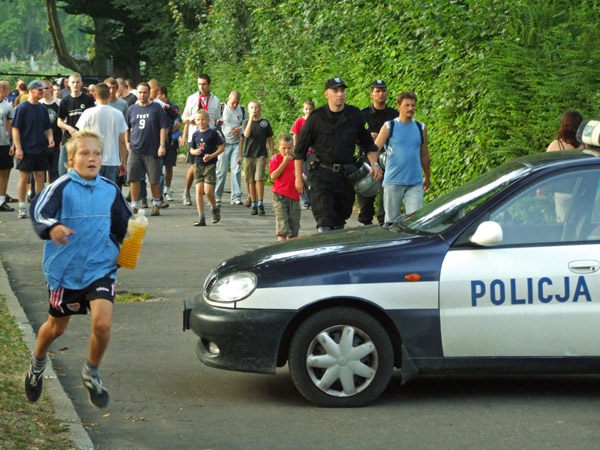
[391, 161, 531, 234]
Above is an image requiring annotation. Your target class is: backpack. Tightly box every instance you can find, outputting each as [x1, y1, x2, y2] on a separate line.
[385, 119, 424, 150]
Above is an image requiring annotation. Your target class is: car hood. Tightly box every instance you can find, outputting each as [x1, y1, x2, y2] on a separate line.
[210, 225, 448, 288]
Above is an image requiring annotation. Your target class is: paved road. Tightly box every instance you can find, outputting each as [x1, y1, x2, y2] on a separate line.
[3, 163, 600, 449]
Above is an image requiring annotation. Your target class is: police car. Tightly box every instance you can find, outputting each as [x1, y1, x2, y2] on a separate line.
[183, 149, 600, 407]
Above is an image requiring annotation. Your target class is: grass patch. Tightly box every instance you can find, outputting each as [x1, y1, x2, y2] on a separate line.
[0, 295, 73, 449]
[115, 291, 152, 303]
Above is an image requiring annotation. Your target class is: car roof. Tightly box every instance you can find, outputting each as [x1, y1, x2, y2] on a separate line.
[513, 149, 600, 171]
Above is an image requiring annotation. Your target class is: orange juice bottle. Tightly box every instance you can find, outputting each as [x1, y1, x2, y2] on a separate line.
[117, 209, 149, 269]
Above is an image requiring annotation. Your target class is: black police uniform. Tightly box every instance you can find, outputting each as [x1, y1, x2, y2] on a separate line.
[294, 104, 377, 229]
[358, 104, 398, 225]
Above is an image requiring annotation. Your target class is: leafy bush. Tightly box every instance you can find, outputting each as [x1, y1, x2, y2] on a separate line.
[171, 0, 600, 200]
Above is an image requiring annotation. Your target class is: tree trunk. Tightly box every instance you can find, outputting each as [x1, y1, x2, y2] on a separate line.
[46, 0, 92, 74]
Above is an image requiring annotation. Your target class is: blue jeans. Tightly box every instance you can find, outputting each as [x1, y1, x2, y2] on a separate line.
[215, 142, 242, 202]
[58, 143, 68, 177]
[383, 184, 423, 222]
[100, 165, 118, 184]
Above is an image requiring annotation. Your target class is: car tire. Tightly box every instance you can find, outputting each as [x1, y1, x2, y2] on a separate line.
[288, 307, 394, 407]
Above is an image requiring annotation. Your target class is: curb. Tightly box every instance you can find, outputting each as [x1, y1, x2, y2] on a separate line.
[0, 264, 95, 450]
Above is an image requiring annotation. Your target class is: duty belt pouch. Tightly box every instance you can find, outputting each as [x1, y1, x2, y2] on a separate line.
[308, 153, 320, 170]
[344, 161, 361, 183]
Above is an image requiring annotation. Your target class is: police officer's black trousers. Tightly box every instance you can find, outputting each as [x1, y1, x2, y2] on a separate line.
[307, 166, 355, 229]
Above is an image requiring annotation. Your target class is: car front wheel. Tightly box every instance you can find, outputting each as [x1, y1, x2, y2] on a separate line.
[288, 307, 394, 407]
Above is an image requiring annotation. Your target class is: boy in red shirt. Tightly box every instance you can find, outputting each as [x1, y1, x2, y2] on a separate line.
[269, 135, 300, 241]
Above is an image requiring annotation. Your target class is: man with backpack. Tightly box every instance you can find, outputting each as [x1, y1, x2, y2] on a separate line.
[215, 91, 245, 205]
[373, 90, 430, 222]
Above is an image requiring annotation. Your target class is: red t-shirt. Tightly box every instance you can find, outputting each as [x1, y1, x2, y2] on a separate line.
[290, 117, 306, 135]
[270, 153, 300, 201]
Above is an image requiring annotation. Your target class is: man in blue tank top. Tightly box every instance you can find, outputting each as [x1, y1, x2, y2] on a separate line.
[374, 91, 431, 222]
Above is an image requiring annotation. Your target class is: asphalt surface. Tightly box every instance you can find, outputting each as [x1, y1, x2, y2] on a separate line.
[0, 159, 361, 449]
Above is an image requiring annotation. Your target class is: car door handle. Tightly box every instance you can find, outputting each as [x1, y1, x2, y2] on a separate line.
[568, 260, 600, 274]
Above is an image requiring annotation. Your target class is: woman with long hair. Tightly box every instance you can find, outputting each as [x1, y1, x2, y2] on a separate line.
[547, 110, 584, 151]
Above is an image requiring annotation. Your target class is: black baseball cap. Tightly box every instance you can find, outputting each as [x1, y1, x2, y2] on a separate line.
[370, 80, 387, 89]
[324, 77, 347, 90]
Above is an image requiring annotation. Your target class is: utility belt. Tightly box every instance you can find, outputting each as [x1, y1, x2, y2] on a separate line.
[309, 154, 357, 174]
[319, 161, 346, 172]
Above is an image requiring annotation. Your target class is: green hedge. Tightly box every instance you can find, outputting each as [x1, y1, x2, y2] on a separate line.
[170, 0, 600, 200]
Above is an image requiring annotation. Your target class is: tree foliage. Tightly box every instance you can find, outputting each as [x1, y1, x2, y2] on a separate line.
[0, 0, 91, 59]
[170, 0, 600, 198]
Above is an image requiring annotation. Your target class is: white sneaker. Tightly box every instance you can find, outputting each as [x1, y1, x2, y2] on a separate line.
[18, 206, 27, 219]
[164, 189, 173, 201]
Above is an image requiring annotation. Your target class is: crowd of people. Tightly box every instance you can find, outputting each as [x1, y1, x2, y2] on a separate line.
[0, 72, 434, 239]
[9, 71, 584, 410]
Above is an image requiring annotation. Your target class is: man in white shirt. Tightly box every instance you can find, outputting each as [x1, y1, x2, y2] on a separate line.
[178, 73, 221, 205]
[76, 83, 128, 183]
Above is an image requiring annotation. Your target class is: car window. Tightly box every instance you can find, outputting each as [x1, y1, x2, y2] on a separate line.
[489, 168, 600, 245]
[398, 161, 530, 234]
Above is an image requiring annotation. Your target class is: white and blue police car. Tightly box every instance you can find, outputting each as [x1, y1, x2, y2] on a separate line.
[184, 149, 600, 407]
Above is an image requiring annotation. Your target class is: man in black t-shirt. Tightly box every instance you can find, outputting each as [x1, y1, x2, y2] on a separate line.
[358, 80, 398, 225]
[57, 74, 95, 176]
[40, 79, 62, 183]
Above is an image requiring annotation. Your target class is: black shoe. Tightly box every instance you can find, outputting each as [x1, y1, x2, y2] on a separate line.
[193, 218, 206, 226]
[0, 201, 15, 212]
[251, 206, 258, 215]
[81, 368, 109, 408]
[212, 207, 221, 224]
[258, 205, 265, 216]
[25, 361, 45, 402]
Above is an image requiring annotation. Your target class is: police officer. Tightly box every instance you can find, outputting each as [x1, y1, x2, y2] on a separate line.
[358, 80, 398, 225]
[294, 77, 382, 232]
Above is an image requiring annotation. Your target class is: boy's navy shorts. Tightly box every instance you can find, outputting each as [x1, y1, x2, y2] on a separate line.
[48, 277, 116, 317]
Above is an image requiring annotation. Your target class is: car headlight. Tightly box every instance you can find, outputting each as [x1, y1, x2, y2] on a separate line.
[207, 272, 257, 303]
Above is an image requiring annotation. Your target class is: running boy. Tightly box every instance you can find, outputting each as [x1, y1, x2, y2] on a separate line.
[240, 100, 273, 216]
[25, 130, 132, 408]
[190, 109, 224, 226]
[269, 135, 300, 240]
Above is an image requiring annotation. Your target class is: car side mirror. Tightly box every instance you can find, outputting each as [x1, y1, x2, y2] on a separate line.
[470, 221, 503, 247]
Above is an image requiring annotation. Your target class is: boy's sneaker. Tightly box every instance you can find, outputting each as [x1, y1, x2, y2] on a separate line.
[151, 205, 160, 216]
[258, 205, 265, 216]
[244, 198, 251, 207]
[81, 369, 109, 408]
[159, 200, 169, 208]
[183, 193, 192, 206]
[18, 206, 27, 219]
[140, 199, 149, 209]
[131, 206, 139, 214]
[232, 200, 243, 206]
[164, 189, 173, 201]
[193, 218, 206, 227]
[212, 207, 221, 224]
[24, 364, 44, 402]
[0, 201, 15, 212]
[251, 206, 258, 215]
